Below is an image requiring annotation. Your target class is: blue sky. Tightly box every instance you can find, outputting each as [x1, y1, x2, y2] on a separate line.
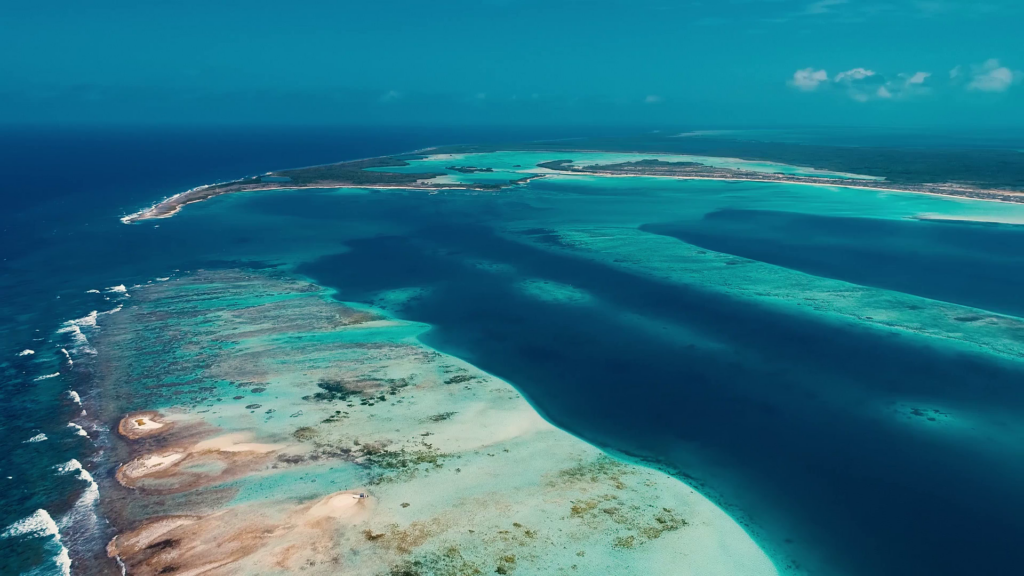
[2, 0, 1021, 128]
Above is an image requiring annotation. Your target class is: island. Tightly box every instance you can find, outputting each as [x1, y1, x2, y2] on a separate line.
[122, 144, 1024, 224]
[121, 157, 541, 223]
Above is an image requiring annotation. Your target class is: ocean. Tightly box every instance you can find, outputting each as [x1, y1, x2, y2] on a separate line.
[0, 125, 584, 574]
[4, 126, 1024, 575]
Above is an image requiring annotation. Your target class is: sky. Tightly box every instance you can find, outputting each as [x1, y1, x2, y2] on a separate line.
[2, 0, 1022, 128]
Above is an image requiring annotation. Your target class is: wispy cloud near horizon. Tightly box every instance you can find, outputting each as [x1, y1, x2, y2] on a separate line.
[791, 68, 829, 91]
[788, 58, 1024, 102]
[964, 59, 1020, 92]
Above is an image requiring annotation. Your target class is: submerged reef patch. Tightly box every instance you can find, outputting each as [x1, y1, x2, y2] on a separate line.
[90, 269, 777, 576]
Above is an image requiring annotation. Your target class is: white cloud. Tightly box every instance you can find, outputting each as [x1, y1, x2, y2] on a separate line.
[644, 94, 663, 104]
[966, 59, 1020, 92]
[834, 68, 876, 83]
[949, 65, 963, 80]
[833, 68, 884, 101]
[791, 68, 829, 91]
[790, 66, 938, 102]
[905, 71, 931, 85]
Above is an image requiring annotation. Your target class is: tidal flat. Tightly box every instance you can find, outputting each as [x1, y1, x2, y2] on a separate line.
[91, 270, 777, 576]
[11, 137, 1024, 576]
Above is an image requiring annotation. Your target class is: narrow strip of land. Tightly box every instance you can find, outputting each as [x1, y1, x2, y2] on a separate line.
[122, 151, 1024, 224]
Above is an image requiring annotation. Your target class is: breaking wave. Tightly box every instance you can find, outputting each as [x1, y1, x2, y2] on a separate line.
[57, 311, 98, 355]
[1, 509, 72, 576]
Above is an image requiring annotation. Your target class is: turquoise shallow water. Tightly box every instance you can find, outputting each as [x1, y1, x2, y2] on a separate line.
[5, 131, 1024, 575]
[369, 150, 887, 184]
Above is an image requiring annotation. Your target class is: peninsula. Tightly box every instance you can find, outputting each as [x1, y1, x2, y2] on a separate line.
[120, 156, 539, 223]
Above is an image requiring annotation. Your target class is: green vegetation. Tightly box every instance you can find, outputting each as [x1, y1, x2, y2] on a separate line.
[273, 157, 445, 186]
[588, 159, 704, 171]
[428, 137, 1024, 188]
[203, 157, 444, 192]
[536, 159, 575, 171]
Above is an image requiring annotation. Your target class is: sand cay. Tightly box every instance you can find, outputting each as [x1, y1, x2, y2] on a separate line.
[118, 411, 171, 440]
[116, 428, 292, 493]
[95, 270, 779, 575]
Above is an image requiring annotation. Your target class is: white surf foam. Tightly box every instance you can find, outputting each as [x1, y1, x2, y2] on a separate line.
[60, 348, 73, 367]
[0, 509, 72, 576]
[68, 311, 98, 328]
[85, 289, 100, 294]
[35, 372, 60, 381]
[1, 509, 60, 539]
[106, 284, 127, 294]
[57, 304, 123, 356]
[25, 433, 48, 443]
[53, 459, 102, 565]
[66, 390, 81, 405]
[57, 312, 98, 355]
[18, 349, 35, 356]
[54, 459, 99, 507]
[57, 325, 90, 351]
[67, 423, 89, 438]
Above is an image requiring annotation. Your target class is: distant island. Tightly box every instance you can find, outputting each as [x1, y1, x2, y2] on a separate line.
[121, 156, 544, 223]
[122, 143, 1024, 224]
[533, 157, 1024, 203]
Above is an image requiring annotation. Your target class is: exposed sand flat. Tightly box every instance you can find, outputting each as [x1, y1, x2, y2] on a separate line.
[117, 452, 186, 483]
[192, 433, 285, 454]
[98, 270, 779, 576]
[107, 515, 201, 557]
[115, 431, 292, 491]
[305, 490, 375, 523]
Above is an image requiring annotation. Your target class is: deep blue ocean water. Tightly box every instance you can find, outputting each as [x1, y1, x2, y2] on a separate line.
[298, 219, 1024, 576]
[4, 127, 1024, 576]
[644, 211, 1024, 317]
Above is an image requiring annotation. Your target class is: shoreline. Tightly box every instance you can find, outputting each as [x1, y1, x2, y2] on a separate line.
[120, 149, 1024, 224]
[552, 169, 1024, 206]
